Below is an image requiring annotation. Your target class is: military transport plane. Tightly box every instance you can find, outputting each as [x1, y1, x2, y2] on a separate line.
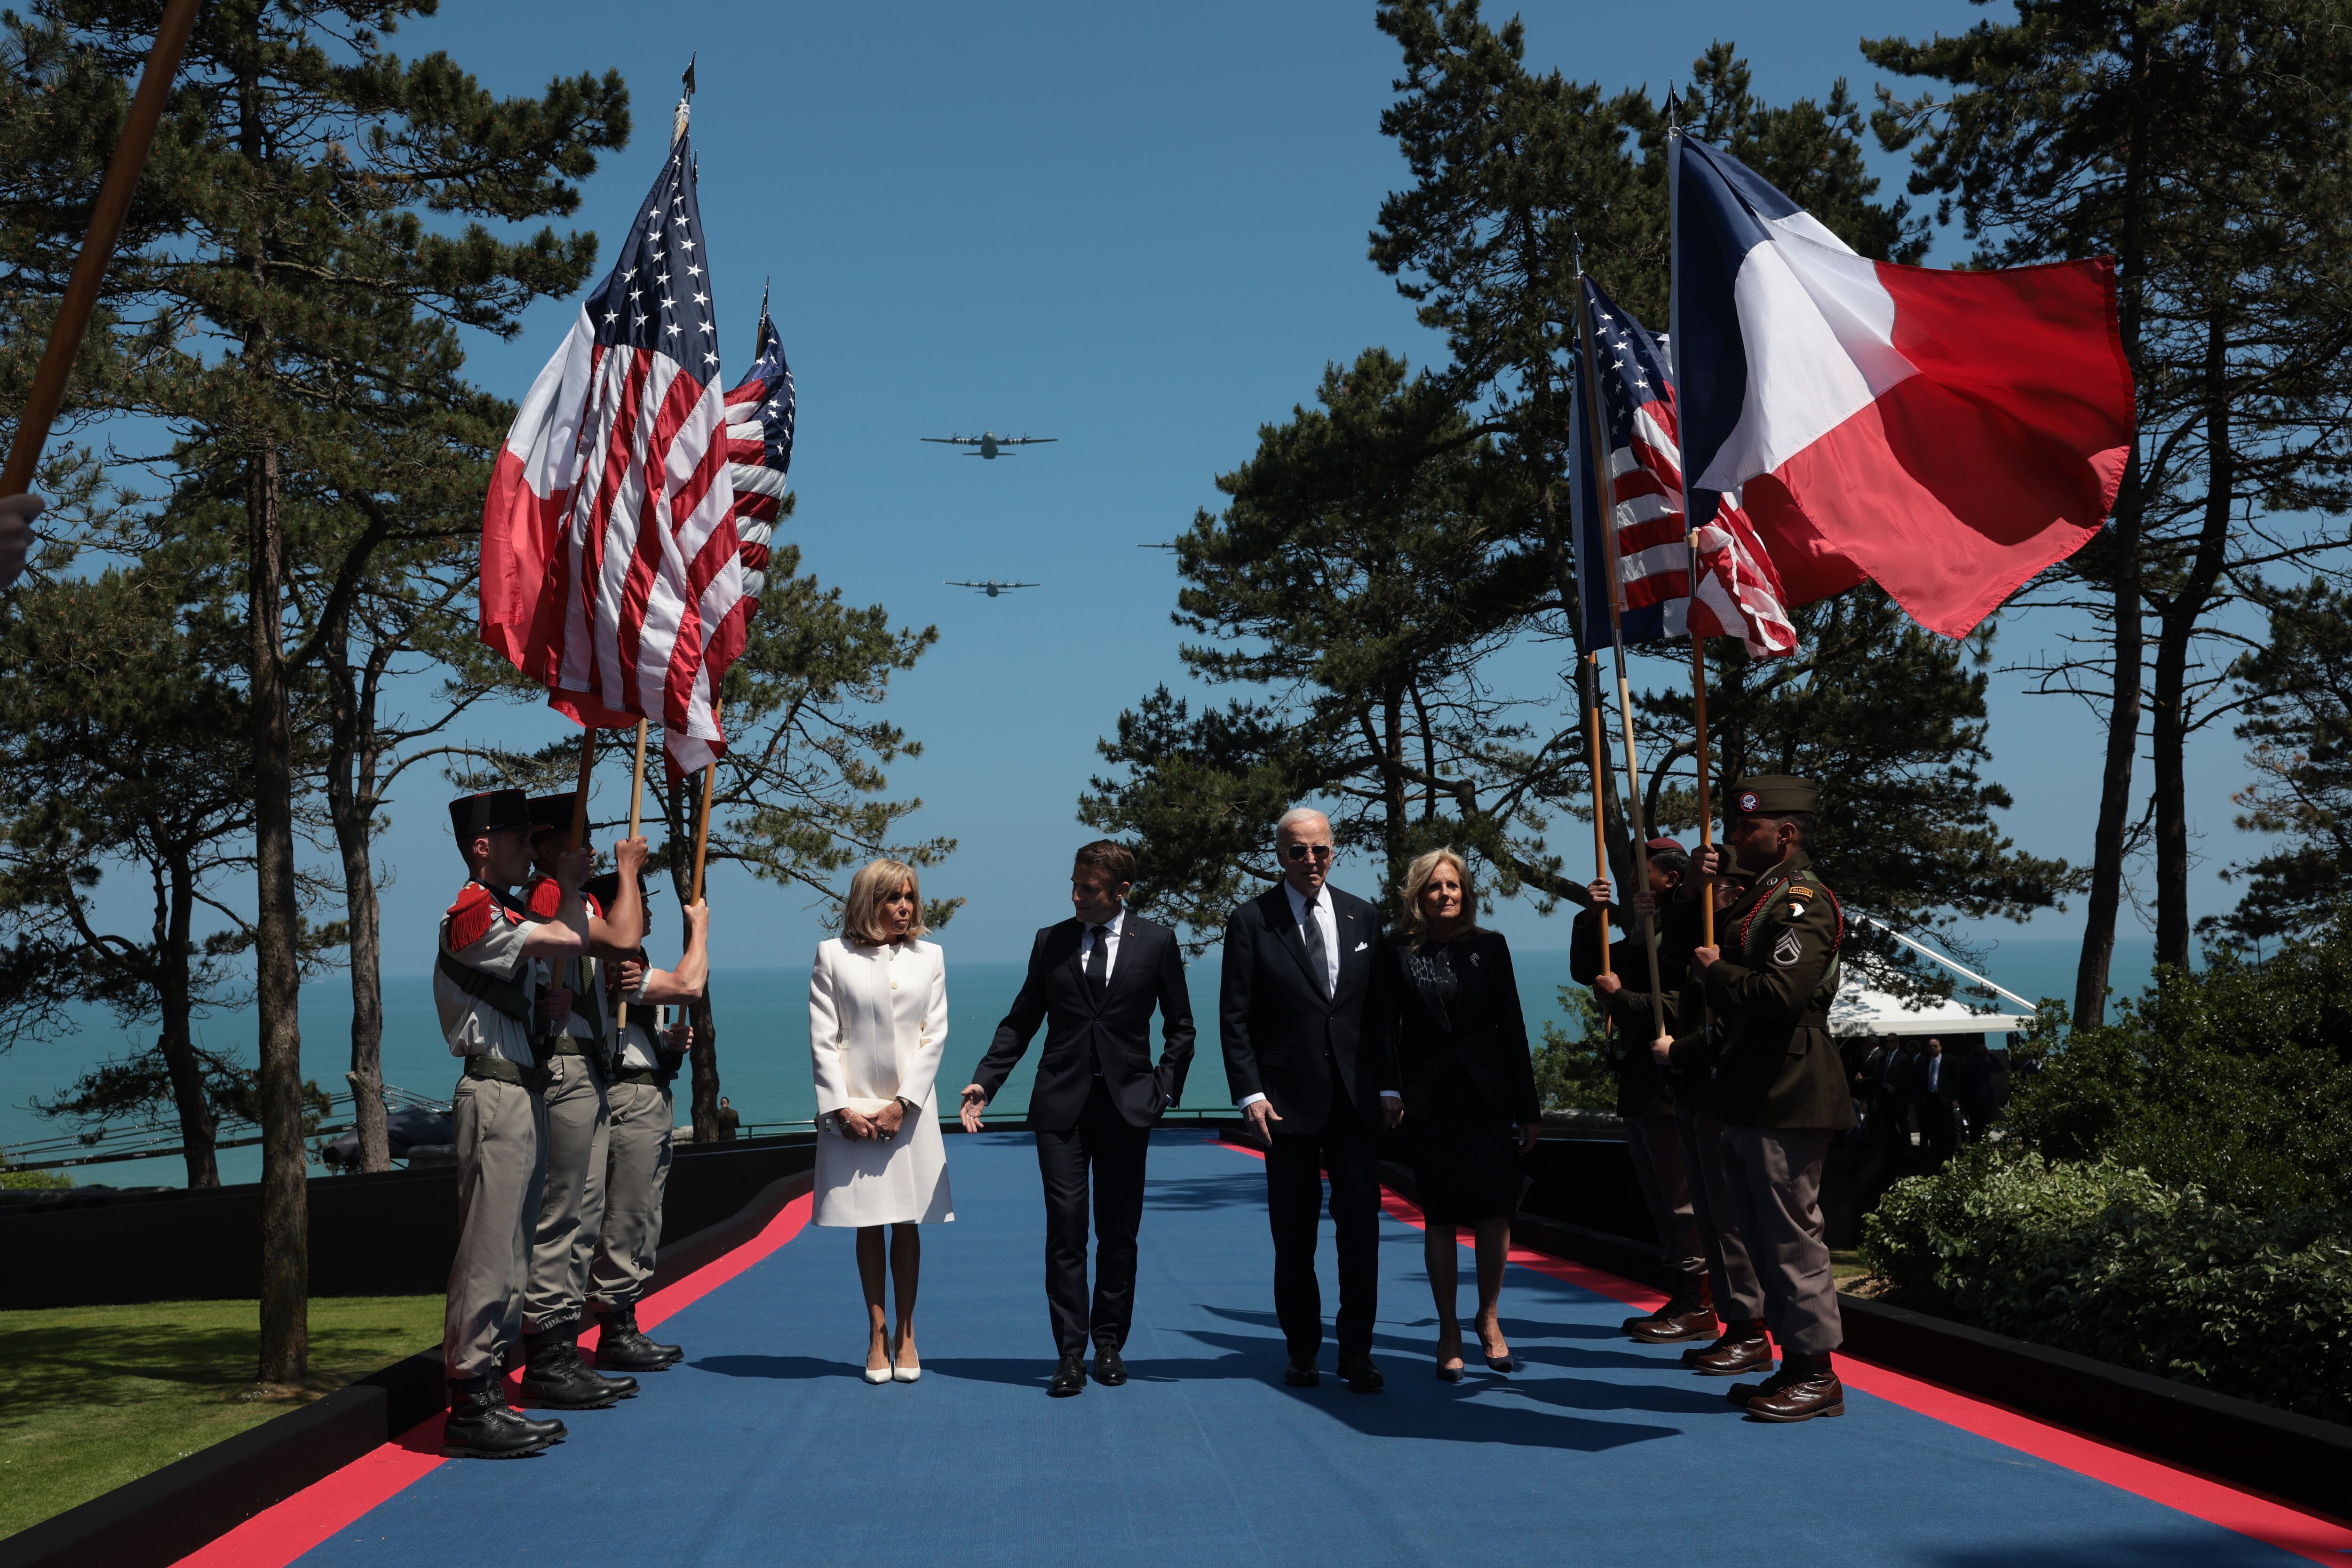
[946, 579, 1041, 598]
[922, 432, 1057, 459]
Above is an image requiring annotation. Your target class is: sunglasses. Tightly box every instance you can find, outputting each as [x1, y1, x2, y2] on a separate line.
[1282, 844, 1335, 863]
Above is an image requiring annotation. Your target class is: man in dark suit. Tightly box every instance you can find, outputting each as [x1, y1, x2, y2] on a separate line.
[961, 840, 1196, 1398]
[1220, 807, 1400, 1393]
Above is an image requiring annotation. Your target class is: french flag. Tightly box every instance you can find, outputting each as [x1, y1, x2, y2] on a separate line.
[1672, 135, 2135, 638]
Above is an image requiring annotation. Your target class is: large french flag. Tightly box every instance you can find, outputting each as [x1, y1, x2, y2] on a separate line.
[1672, 136, 2135, 637]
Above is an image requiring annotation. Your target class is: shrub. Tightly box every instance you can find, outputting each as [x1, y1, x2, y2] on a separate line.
[1863, 1148, 2352, 1422]
[0, 1169, 72, 1190]
[1533, 985, 1613, 1112]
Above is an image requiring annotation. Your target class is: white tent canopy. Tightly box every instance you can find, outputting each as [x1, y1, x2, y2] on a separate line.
[1827, 983, 2032, 1039]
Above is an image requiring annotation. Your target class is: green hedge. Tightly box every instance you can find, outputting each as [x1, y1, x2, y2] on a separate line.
[1863, 1148, 2352, 1422]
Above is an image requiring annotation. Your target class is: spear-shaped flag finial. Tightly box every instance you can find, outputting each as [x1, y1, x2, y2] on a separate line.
[673, 54, 697, 146]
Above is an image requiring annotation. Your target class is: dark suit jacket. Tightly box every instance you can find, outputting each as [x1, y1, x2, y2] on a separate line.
[971, 911, 1196, 1132]
[1218, 883, 1394, 1136]
[1375, 930, 1541, 1126]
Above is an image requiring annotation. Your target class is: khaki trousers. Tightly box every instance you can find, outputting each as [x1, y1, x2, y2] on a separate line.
[1624, 1114, 1705, 1278]
[444, 1074, 548, 1380]
[589, 1080, 675, 1311]
[1677, 1106, 1764, 1321]
[524, 1054, 609, 1332]
[1718, 1123, 1841, 1355]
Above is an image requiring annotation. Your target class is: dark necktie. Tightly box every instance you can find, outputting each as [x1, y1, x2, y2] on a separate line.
[1300, 894, 1331, 999]
[1086, 924, 1111, 997]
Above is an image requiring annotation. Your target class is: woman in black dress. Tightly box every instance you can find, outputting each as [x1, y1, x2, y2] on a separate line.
[1382, 849, 1542, 1380]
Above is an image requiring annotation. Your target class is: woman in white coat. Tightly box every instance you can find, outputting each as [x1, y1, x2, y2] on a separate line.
[809, 858, 954, 1384]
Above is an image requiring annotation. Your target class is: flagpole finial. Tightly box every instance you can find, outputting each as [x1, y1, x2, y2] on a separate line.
[672, 54, 697, 146]
[1666, 80, 1679, 138]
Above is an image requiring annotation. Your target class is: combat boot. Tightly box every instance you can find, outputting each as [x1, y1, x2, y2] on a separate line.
[596, 1305, 683, 1372]
[1746, 1353, 1845, 1422]
[441, 1376, 565, 1459]
[518, 1321, 627, 1409]
[1689, 1322, 1773, 1377]
[1630, 1273, 1719, 1344]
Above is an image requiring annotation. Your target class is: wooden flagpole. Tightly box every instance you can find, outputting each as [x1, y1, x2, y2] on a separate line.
[1585, 652, 1612, 977]
[2, 0, 203, 497]
[1664, 117, 1720, 953]
[690, 709, 717, 905]
[614, 719, 650, 1033]
[1573, 253, 1667, 1043]
[565, 729, 596, 852]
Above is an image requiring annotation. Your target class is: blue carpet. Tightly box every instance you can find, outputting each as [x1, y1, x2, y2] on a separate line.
[291, 1131, 2305, 1568]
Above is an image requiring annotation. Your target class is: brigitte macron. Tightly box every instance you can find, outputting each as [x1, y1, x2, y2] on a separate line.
[809, 859, 954, 1384]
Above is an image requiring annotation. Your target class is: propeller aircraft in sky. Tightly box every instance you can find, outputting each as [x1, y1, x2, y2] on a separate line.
[946, 578, 1041, 598]
[922, 432, 1056, 459]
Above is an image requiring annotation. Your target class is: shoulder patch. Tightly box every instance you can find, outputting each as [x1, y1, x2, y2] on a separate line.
[447, 884, 494, 952]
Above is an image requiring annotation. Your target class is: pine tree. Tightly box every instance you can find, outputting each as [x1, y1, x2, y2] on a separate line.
[0, 0, 627, 1379]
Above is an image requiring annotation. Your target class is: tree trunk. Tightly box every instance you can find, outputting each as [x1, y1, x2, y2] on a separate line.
[159, 860, 218, 1189]
[689, 990, 720, 1142]
[1380, 682, 1408, 895]
[249, 444, 309, 1383]
[335, 814, 389, 1172]
[2073, 21, 2153, 1032]
[2150, 305, 2236, 972]
[666, 776, 722, 1141]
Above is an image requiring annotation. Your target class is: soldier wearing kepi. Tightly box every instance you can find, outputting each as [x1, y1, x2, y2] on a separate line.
[436, 788, 587, 1459]
[1658, 775, 1853, 1422]
[586, 872, 710, 1373]
[514, 795, 648, 1411]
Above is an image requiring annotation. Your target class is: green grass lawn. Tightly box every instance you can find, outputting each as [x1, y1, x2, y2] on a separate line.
[0, 1295, 443, 1540]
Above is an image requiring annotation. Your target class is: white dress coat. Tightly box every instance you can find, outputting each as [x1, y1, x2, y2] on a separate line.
[808, 936, 955, 1227]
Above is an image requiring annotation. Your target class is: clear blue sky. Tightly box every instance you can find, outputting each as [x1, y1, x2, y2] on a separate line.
[324, 0, 2249, 976]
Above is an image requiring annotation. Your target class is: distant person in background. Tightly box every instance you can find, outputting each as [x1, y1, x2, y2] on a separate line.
[1377, 848, 1539, 1381]
[585, 872, 708, 1374]
[1221, 806, 1400, 1393]
[808, 859, 953, 1384]
[961, 839, 1195, 1398]
[0, 492, 39, 588]
[716, 1097, 739, 1141]
[1918, 1037, 1958, 1158]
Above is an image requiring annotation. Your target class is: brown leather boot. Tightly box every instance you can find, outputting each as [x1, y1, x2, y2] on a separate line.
[1631, 1274, 1718, 1344]
[1682, 1319, 1765, 1367]
[1690, 1329, 1773, 1377]
[1746, 1353, 1844, 1422]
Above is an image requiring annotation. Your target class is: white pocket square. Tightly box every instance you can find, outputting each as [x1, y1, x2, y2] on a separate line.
[1354, 941, 1370, 952]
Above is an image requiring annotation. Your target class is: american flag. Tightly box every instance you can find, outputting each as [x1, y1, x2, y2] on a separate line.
[481, 129, 748, 775]
[721, 291, 795, 605]
[1571, 277, 1795, 659]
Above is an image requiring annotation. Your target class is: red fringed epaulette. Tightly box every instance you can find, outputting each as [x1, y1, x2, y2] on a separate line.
[447, 883, 495, 952]
[526, 873, 562, 919]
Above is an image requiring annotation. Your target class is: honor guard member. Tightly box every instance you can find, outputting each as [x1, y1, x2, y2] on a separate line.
[437, 788, 587, 1459]
[1662, 775, 1853, 1422]
[1570, 844, 1717, 1345]
[514, 796, 649, 1410]
[584, 874, 710, 1372]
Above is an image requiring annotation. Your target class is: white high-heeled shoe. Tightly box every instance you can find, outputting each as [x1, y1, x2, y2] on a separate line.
[892, 1361, 921, 1383]
[863, 1362, 892, 1385]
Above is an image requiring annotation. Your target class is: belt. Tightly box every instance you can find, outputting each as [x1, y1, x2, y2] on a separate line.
[545, 1039, 594, 1059]
[463, 1055, 550, 1091]
[612, 1068, 671, 1087]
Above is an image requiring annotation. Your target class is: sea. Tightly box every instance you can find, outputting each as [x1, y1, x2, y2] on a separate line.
[0, 934, 2151, 1192]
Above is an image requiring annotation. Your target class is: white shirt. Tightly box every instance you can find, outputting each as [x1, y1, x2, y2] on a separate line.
[1236, 881, 1398, 1112]
[1076, 906, 1127, 982]
[1284, 881, 1340, 996]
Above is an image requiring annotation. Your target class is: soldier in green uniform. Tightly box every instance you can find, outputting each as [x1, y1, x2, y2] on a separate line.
[1570, 845, 1716, 1344]
[1657, 774, 1851, 1423]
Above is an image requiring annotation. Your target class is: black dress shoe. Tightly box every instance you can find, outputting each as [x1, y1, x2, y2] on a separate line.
[1282, 1357, 1320, 1388]
[1337, 1353, 1385, 1393]
[1091, 1346, 1128, 1386]
[1048, 1353, 1087, 1397]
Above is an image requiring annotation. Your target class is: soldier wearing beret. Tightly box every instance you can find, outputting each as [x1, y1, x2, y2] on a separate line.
[585, 871, 710, 1372]
[1657, 774, 1853, 1423]
[436, 788, 585, 1458]
[512, 795, 648, 1410]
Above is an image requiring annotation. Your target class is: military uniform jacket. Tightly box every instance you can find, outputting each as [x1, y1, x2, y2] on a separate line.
[435, 883, 542, 1065]
[1700, 852, 1855, 1131]
[526, 875, 610, 1061]
[1569, 900, 1705, 1118]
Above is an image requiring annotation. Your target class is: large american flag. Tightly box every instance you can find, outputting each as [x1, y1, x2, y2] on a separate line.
[1571, 277, 1795, 659]
[721, 293, 795, 606]
[480, 129, 748, 774]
